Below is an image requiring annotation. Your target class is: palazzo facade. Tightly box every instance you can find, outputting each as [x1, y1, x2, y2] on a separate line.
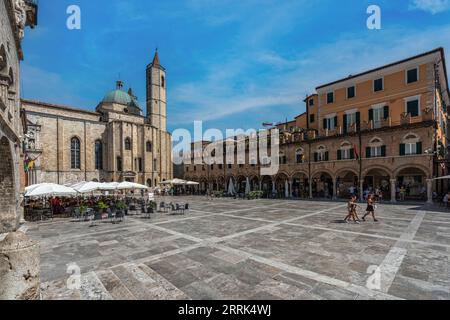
[181, 48, 450, 202]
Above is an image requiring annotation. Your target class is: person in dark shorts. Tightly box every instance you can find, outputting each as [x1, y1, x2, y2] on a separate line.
[362, 194, 378, 222]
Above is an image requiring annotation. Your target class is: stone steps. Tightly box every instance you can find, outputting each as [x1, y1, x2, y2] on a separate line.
[40, 262, 188, 300]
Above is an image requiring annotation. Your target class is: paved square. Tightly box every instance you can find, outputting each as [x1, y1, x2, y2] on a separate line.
[27, 198, 450, 300]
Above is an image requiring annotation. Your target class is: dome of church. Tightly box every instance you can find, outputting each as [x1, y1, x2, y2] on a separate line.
[102, 90, 132, 105]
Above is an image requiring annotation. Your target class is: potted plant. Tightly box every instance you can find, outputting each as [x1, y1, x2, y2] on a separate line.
[147, 200, 157, 213]
[79, 204, 88, 215]
[97, 201, 109, 219]
[115, 201, 127, 215]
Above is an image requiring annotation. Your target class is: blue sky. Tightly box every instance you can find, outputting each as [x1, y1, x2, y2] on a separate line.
[21, 0, 450, 134]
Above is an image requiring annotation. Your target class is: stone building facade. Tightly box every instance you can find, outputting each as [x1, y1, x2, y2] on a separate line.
[22, 52, 173, 187]
[0, 0, 39, 299]
[182, 48, 450, 203]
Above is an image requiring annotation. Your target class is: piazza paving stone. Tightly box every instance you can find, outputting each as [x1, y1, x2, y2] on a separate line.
[26, 196, 450, 300]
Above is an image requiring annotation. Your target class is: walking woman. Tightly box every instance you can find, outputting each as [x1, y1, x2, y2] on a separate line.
[362, 194, 378, 222]
[344, 195, 360, 224]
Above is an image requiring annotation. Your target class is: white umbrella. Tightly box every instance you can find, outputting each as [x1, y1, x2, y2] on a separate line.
[99, 182, 119, 190]
[434, 175, 450, 180]
[71, 181, 102, 193]
[186, 181, 199, 186]
[285, 180, 290, 198]
[26, 183, 77, 197]
[25, 183, 48, 193]
[245, 177, 251, 195]
[160, 179, 187, 185]
[228, 178, 235, 195]
[117, 181, 148, 190]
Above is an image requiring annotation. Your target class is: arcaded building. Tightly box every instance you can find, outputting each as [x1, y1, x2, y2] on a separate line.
[182, 48, 450, 202]
[22, 52, 173, 187]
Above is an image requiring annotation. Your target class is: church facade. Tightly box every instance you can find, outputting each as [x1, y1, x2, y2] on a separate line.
[22, 52, 173, 187]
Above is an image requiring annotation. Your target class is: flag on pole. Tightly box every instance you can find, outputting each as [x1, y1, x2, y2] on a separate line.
[263, 122, 274, 127]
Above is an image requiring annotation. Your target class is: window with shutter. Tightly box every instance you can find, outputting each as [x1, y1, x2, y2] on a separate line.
[337, 150, 342, 160]
[416, 142, 422, 154]
[343, 114, 348, 134]
[407, 68, 418, 84]
[366, 147, 371, 159]
[400, 144, 406, 156]
[327, 92, 334, 104]
[347, 86, 355, 99]
[383, 106, 389, 119]
[374, 78, 383, 92]
[407, 100, 419, 117]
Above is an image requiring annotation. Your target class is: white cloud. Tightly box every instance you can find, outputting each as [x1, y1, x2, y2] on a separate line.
[410, 0, 450, 14]
[170, 23, 450, 126]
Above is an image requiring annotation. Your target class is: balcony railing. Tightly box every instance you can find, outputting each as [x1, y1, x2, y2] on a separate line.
[279, 108, 435, 144]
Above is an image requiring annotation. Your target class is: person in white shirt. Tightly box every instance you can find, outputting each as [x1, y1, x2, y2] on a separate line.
[443, 193, 449, 207]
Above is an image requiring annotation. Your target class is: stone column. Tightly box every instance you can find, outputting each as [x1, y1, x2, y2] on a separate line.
[0, 231, 40, 300]
[332, 178, 337, 200]
[390, 179, 397, 203]
[289, 180, 293, 198]
[309, 180, 313, 199]
[427, 179, 434, 204]
[272, 179, 276, 193]
[359, 179, 364, 201]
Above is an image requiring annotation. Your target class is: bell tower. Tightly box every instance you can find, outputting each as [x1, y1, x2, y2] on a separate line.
[146, 50, 167, 131]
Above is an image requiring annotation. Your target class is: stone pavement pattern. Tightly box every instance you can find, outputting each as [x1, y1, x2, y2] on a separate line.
[27, 197, 450, 300]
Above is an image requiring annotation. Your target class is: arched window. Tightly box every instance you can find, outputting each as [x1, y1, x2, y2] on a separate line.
[367, 137, 386, 158]
[161, 75, 165, 88]
[116, 156, 122, 172]
[146, 141, 152, 152]
[147, 179, 152, 187]
[296, 148, 304, 163]
[338, 142, 353, 160]
[315, 146, 328, 162]
[0, 44, 6, 72]
[125, 137, 131, 150]
[95, 140, 103, 170]
[70, 137, 81, 169]
[401, 133, 421, 156]
[8, 67, 14, 86]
